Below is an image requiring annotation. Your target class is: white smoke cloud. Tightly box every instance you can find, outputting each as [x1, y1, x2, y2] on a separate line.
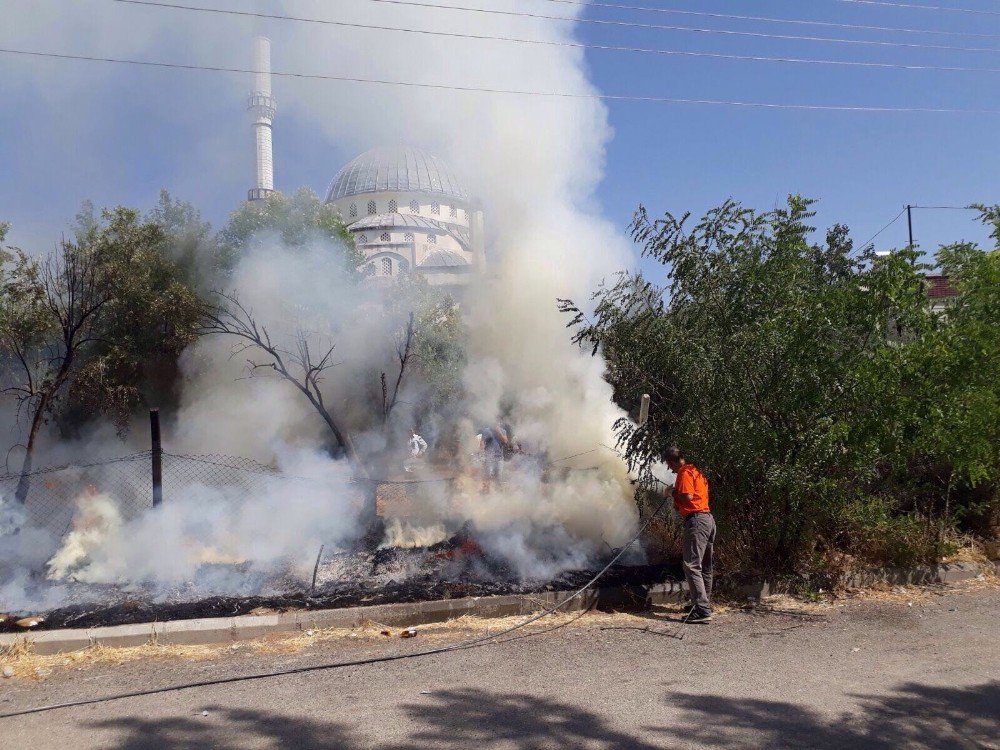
[1, 0, 642, 606]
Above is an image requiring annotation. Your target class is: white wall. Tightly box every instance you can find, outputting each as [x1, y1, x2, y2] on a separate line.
[331, 191, 471, 230]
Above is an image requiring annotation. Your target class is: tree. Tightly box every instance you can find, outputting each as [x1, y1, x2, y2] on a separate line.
[562, 196, 935, 571]
[862, 213, 1000, 541]
[385, 274, 467, 423]
[0, 208, 202, 501]
[146, 190, 215, 294]
[216, 188, 362, 276]
[201, 291, 374, 479]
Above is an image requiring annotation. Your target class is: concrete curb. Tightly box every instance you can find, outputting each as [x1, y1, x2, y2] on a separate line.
[1, 582, 690, 655]
[4, 560, 993, 656]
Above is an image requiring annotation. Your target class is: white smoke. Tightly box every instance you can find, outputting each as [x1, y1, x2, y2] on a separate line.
[43, 448, 361, 589]
[46, 488, 123, 581]
[1, 0, 641, 603]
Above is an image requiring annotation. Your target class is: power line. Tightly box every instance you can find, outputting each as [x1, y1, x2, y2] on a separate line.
[359, 0, 1000, 54]
[909, 204, 979, 209]
[833, 0, 1000, 16]
[855, 204, 979, 252]
[539, 0, 1000, 40]
[3, 46, 998, 112]
[857, 207, 907, 250]
[104, 0, 1000, 74]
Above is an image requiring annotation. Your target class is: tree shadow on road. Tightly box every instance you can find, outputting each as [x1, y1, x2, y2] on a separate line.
[85, 680, 999, 749]
[86, 706, 360, 750]
[381, 687, 664, 750]
[86, 689, 663, 749]
[651, 680, 1000, 749]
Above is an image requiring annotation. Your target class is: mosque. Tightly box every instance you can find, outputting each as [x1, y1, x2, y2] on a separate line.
[246, 38, 484, 287]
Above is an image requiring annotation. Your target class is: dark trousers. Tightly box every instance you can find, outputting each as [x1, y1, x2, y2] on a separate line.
[683, 512, 716, 612]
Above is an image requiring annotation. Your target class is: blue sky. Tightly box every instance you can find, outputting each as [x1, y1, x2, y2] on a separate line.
[1, 0, 996, 272]
[581, 0, 998, 269]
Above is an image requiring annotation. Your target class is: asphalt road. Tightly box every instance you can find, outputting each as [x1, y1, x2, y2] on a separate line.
[2, 584, 998, 749]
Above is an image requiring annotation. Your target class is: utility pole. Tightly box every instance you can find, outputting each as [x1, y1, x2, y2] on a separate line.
[906, 204, 914, 248]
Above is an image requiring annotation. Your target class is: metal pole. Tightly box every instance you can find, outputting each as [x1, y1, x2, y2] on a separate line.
[150, 408, 163, 507]
[906, 204, 914, 248]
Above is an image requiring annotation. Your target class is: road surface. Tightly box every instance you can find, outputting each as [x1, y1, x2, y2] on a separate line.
[2, 583, 998, 748]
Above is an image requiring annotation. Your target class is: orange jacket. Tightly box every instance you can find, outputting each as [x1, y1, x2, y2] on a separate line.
[672, 463, 710, 517]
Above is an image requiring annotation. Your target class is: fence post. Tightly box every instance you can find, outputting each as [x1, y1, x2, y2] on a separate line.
[150, 408, 163, 507]
[638, 394, 650, 427]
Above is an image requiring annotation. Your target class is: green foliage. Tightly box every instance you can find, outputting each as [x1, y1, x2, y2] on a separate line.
[0, 207, 203, 446]
[145, 190, 215, 294]
[216, 188, 362, 276]
[565, 197, 1000, 573]
[389, 274, 467, 414]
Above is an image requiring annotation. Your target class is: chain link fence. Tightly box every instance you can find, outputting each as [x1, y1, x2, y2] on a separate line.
[0, 451, 347, 541]
[0, 448, 525, 545]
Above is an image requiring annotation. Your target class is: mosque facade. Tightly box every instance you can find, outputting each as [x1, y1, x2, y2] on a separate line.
[324, 146, 485, 286]
[246, 38, 483, 287]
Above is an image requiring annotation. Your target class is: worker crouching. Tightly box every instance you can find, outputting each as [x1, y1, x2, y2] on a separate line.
[664, 447, 715, 623]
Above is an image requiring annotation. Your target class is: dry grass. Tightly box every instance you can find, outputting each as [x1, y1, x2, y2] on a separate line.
[0, 607, 688, 682]
[3, 570, 996, 682]
[941, 543, 994, 565]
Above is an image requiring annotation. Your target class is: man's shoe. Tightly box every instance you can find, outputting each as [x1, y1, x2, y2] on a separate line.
[685, 608, 713, 623]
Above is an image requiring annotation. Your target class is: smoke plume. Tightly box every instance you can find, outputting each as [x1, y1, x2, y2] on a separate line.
[1, 0, 641, 609]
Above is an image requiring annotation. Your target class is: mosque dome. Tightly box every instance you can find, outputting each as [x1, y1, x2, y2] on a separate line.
[420, 249, 469, 267]
[325, 146, 469, 203]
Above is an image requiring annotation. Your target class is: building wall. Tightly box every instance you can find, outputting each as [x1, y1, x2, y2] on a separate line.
[354, 226, 468, 273]
[327, 189, 483, 286]
[330, 191, 471, 231]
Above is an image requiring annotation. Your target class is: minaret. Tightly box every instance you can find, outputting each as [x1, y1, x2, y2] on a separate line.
[247, 36, 276, 201]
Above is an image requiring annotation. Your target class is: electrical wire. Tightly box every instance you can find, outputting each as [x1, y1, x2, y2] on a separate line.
[856, 204, 980, 251]
[909, 204, 979, 209]
[105, 1, 1000, 74]
[832, 0, 1000, 16]
[360, 0, 1000, 54]
[0, 495, 672, 719]
[856, 207, 907, 250]
[538, 0, 1000, 39]
[2, 47, 997, 113]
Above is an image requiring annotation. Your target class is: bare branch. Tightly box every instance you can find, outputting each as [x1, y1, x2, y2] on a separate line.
[202, 289, 369, 479]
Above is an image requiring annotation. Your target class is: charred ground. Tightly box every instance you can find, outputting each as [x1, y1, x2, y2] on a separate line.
[1, 526, 679, 632]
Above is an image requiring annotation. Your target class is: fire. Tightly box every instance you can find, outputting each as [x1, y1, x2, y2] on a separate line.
[45, 487, 122, 581]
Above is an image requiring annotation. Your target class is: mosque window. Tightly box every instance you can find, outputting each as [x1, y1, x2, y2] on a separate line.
[431, 203, 440, 215]
[358, 234, 368, 244]
[427, 234, 437, 245]
[380, 232, 391, 243]
[382, 257, 392, 275]
[404, 232, 414, 242]
[349, 203, 357, 218]
[388, 199, 397, 213]
[450, 206, 458, 218]
[400, 259, 410, 272]
[410, 200, 420, 213]
[367, 200, 377, 215]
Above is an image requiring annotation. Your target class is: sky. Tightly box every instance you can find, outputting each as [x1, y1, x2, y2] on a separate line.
[0, 0, 996, 275]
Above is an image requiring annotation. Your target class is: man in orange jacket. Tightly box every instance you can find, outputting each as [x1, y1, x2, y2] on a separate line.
[664, 447, 716, 623]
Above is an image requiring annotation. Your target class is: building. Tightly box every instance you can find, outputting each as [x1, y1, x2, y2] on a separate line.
[324, 146, 485, 286]
[246, 38, 484, 287]
[924, 274, 959, 314]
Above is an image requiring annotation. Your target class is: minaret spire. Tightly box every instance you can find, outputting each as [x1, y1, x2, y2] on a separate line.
[247, 36, 276, 201]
